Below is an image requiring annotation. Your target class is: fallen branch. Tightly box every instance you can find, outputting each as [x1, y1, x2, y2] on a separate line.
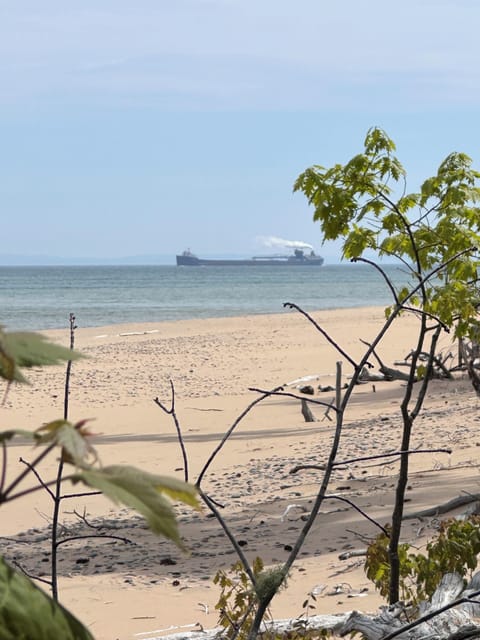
[403, 493, 480, 520]
[360, 339, 412, 381]
[338, 549, 367, 560]
[301, 398, 317, 422]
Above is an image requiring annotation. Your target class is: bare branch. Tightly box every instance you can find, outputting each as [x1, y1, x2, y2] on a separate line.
[67, 507, 103, 529]
[323, 495, 389, 536]
[1, 441, 57, 501]
[0, 441, 7, 495]
[196, 387, 283, 487]
[61, 491, 102, 499]
[248, 387, 338, 413]
[154, 380, 189, 482]
[199, 488, 256, 587]
[12, 560, 53, 587]
[282, 303, 358, 369]
[19, 457, 55, 500]
[56, 534, 133, 547]
[333, 447, 452, 467]
[351, 257, 400, 305]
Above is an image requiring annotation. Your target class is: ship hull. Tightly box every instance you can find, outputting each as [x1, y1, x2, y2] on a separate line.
[176, 255, 324, 266]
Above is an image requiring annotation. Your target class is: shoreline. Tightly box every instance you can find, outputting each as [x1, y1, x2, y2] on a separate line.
[38, 304, 393, 337]
[16, 302, 393, 334]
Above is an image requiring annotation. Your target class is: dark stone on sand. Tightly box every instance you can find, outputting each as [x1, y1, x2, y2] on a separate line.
[299, 385, 315, 395]
[160, 557, 177, 566]
[75, 558, 90, 565]
[284, 544, 293, 551]
[238, 540, 248, 547]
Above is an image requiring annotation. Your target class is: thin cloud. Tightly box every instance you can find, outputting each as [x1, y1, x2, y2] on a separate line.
[0, 1, 479, 109]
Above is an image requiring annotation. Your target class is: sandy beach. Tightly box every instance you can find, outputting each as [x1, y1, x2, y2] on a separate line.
[1, 306, 479, 640]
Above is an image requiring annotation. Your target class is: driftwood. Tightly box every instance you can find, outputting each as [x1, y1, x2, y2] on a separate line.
[153, 574, 480, 640]
[146, 613, 352, 640]
[359, 340, 412, 381]
[358, 366, 387, 382]
[395, 349, 454, 379]
[341, 572, 480, 639]
[403, 494, 480, 520]
[460, 341, 480, 396]
[338, 548, 368, 560]
[301, 398, 317, 422]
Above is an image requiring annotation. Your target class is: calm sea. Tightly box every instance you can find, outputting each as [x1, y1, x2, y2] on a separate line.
[0, 264, 412, 331]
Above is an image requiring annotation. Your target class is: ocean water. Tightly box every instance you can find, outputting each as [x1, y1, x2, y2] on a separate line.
[0, 263, 412, 331]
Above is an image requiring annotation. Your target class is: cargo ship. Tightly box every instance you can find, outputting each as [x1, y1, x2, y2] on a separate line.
[176, 248, 324, 266]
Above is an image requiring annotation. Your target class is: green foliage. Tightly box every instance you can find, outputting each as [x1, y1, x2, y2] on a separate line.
[295, 127, 480, 339]
[213, 557, 271, 639]
[364, 527, 414, 602]
[72, 465, 200, 549]
[0, 556, 93, 640]
[36, 419, 98, 465]
[214, 559, 334, 640]
[365, 516, 480, 604]
[0, 328, 83, 383]
[291, 591, 332, 639]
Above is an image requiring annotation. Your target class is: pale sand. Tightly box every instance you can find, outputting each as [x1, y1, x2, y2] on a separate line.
[1, 307, 479, 640]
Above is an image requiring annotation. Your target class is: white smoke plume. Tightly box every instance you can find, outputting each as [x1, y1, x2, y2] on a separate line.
[256, 236, 313, 250]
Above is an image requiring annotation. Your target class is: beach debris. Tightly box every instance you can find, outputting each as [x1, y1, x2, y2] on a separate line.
[360, 340, 413, 381]
[340, 572, 480, 639]
[347, 589, 369, 598]
[285, 374, 320, 386]
[338, 549, 368, 560]
[357, 366, 386, 382]
[310, 584, 327, 597]
[301, 398, 317, 422]
[403, 492, 480, 520]
[326, 582, 352, 596]
[134, 621, 205, 637]
[118, 330, 159, 337]
[153, 574, 480, 640]
[318, 384, 335, 392]
[299, 385, 315, 395]
[280, 504, 308, 522]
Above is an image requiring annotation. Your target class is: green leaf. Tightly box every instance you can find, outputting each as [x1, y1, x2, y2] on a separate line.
[0, 556, 93, 640]
[36, 420, 97, 465]
[0, 329, 84, 384]
[71, 465, 200, 549]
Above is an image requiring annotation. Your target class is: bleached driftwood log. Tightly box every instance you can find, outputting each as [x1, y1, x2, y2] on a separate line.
[340, 572, 480, 639]
[149, 573, 480, 640]
[403, 494, 480, 520]
[141, 613, 352, 640]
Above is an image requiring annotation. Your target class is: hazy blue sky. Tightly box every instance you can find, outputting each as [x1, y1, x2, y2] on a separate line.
[1, 1, 480, 263]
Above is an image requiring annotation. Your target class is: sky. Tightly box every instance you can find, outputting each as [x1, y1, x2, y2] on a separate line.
[1, 0, 480, 264]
